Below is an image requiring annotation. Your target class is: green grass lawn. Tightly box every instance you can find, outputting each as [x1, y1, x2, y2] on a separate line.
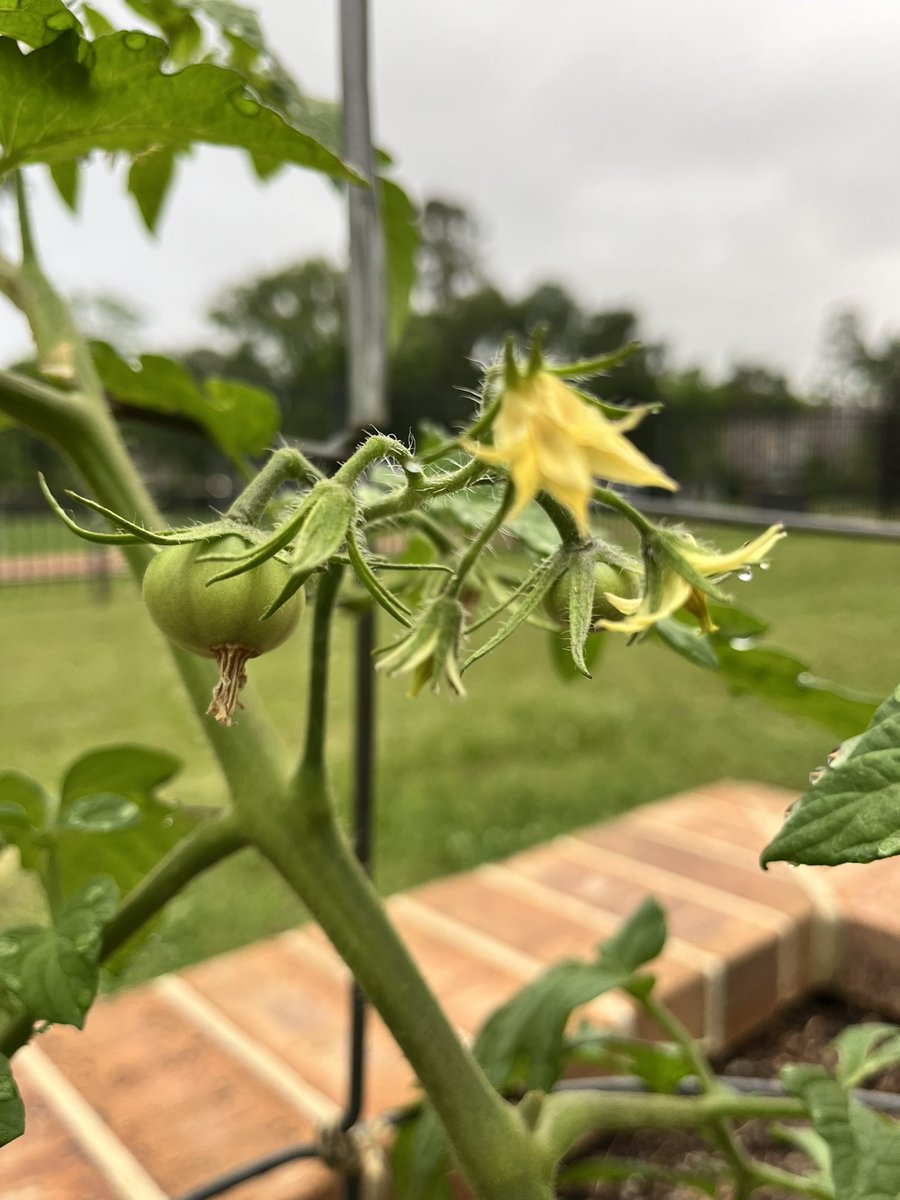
[2, 524, 898, 986]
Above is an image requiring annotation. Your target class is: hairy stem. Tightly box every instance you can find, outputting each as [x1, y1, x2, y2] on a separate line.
[227, 447, 323, 525]
[298, 563, 344, 776]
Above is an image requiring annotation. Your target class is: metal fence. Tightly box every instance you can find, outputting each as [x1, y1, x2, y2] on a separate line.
[636, 405, 900, 517]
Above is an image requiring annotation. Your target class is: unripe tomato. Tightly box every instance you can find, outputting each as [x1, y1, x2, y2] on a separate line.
[547, 560, 642, 627]
[143, 535, 304, 724]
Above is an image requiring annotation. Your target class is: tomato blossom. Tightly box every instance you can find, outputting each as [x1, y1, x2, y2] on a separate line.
[598, 524, 786, 636]
[465, 371, 676, 532]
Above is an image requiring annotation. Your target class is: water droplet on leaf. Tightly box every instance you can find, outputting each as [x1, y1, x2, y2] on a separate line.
[231, 92, 260, 117]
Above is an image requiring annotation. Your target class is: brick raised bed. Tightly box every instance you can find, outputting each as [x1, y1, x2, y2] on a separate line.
[4, 779, 900, 1200]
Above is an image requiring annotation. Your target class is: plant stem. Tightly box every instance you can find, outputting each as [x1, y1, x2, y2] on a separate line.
[259, 575, 551, 1200]
[639, 992, 756, 1196]
[448, 480, 513, 598]
[100, 816, 246, 958]
[535, 1088, 807, 1167]
[239, 775, 553, 1200]
[227, 447, 323, 525]
[333, 433, 410, 486]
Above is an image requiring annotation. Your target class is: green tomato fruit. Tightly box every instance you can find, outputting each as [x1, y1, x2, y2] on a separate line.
[546, 561, 642, 628]
[143, 535, 304, 725]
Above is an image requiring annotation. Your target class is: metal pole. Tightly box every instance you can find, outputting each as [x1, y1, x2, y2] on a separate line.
[341, 0, 387, 432]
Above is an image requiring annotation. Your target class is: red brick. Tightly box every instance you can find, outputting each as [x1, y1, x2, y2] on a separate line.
[39, 988, 320, 1196]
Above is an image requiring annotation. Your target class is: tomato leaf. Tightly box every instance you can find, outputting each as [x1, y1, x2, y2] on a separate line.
[56, 745, 196, 911]
[60, 744, 181, 806]
[0, 31, 362, 184]
[783, 1063, 900, 1198]
[127, 144, 178, 232]
[0, 876, 118, 1028]
[0, 0, 81, 48]
[0, 1055, 24, 1150]
[382, 177, 419, 346]
[762, 685, 900, 867]
[91, 342, 279, 461]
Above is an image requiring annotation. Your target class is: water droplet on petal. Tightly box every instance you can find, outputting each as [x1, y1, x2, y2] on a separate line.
[759, 560, 771, 571]
[737, 567, 753, 582]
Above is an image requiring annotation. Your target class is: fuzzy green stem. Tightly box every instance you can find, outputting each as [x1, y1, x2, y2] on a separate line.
[593, 485, 657, 536]
[333, 433, 411, 486]
[227, 447, 323, 525]
[361, 457, 486, 524]
[448, 480, 513, 598]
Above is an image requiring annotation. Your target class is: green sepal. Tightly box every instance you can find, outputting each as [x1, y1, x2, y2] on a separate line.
[564, 547, 598, 677]
[543, 341, 641, 380]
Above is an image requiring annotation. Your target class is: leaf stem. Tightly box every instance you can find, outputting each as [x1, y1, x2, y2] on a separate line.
[226, 447, 323, 525]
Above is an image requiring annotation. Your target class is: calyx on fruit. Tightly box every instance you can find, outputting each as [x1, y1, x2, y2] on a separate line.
[547, 559, 642, 629]
[142, 535, 304, 725]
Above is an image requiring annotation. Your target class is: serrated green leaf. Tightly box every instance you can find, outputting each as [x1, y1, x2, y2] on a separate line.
[91, 343, 279, 461]
[0, 0, 81, 48]
[128, 144, 177, 232]
[61, 744, 181, 807]
[833, 1023, 900, 1090]
[0, 31, 361, 184]
[0, 876, 117, 1028]
[57, 793, 143, 834]
[0, 1055, 24, 1150]
[381, 177, 419, 346]
[49, 158, 79, 210]
[762, 686, 900, 867]
[783, 1062, 900, 1199]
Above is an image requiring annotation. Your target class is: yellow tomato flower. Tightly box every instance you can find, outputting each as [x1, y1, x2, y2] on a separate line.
[465, 372, 676, 532]
[598, 524, 786, 636]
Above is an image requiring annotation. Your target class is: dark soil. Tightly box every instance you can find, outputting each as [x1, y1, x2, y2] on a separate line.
[561, 993, 900, 1199]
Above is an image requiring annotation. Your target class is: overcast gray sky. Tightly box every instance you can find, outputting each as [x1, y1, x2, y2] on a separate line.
[4, 0, 900, 387]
